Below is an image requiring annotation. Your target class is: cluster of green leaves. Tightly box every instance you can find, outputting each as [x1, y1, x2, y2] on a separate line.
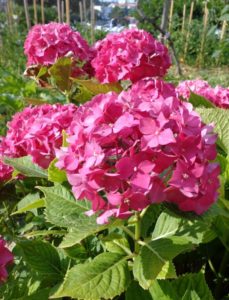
[1, 133, 229, 300]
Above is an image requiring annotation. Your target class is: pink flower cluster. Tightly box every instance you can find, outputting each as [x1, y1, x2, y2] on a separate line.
[24, 22, 94, 75]
[0, 104, 77, 180]
[176, 79, 229, 109]
[91, 29, 171, 83]
[0, 237, 13, 283]
[56, 78, 219, 224]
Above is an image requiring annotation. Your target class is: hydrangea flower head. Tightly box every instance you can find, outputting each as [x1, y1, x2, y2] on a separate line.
[176, 79, 229, 109]
[91, 29, 171, 84]
[56, 78, 219, 223]
[1, 104, 77, 171]
[24, 22, 94, 68]
[0, 237, 14, 283]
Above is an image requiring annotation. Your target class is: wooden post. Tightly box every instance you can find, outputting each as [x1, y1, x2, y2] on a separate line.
[184, 1, 194, 60]
[160, 0, 171, 42]
[220, 20, 227, 41]
[41, 0, 45, 24]
[83, 0, 87, 22]
[61, 0, 65, 23]
[7, 0, 13, 32]
[57, 0, 61, 22]
[168, 0, 174, 33]
[66, 0, 70, 24]
[33, 0, 38, 24]
[181, 3, 186, 35]
[90, 0, 95, 43]
[23, 0, 31, 30]
[198, 2, 209, 66]
[79, 1, 83, 23]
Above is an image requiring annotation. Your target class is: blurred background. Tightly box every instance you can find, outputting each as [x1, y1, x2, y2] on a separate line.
[0, 0, 228, 134]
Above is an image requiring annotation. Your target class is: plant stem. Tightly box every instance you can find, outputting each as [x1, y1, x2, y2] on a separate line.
[134, 212, 141, 254]
[121, 226, 135, 240]
[215, 250, 229, 299]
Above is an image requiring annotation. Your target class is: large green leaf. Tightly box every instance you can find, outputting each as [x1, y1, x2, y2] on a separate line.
[18, 240, 62, 280]
[153, 211, 216, 244]
[149, 273, 214, 300]
[188, 92, 215, 108]
[40, 184, 123, 247]
[49, 57, 71, 91]
[51, 252, 131, 300]
[196, 107, 229, 154]
[134, 237, 191, 288]
[4, 156, 48, 178]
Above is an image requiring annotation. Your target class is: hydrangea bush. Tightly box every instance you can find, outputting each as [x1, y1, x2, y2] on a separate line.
[1, 23, 229, 300]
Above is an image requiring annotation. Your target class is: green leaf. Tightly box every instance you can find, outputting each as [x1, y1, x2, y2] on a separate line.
[49, 57, 71, 91]
[149, 273, 214, 300]
[24, 229, 66, 238]
[40, 184, 123, 247]
[14, 288, 50, 300]
[18, 240, 62, 280]
[50, 252, 131, 300]
[72, 78, 122, 95]
[4, 156, 48, 178]
[133, 254, 153, 289]
[59, 219, 123, 248]
[196, 107, 229, 154]
[63, 244, 87, 260]
[48, 158, 67, 183]
[188, 92, 215, 108]
[39, 184, 92, 228]
[102, 233, 132, 255]
[136, 237, 191, 284]
[157, 261, 177, 280]
[214, 216, 229, 250]
[140, 204, 161, 237]
[125, 281, 152, 300]
[154, 211, 216, 244]
[16, 192, 41, 214]
[12, 199, 45, 215]
[219, 13, 229, 21]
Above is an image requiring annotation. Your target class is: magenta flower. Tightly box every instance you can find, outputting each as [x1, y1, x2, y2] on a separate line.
[176, 79, 229, 109]
[91, 29, 171, 83]
[24, 22, 94, 77]
[1, 104, 77, 176]
[0, 238, 14, 283]
[56, 78, 219, 223]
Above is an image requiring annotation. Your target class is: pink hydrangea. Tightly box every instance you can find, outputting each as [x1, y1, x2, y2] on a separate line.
[24, 22, 94, 76]
[56, 78, 219, 224]
[1, 104, 77, 172]
[91, 29, 171, 84]
[176, 79, 229, 109]
[0, 237, 14, 283]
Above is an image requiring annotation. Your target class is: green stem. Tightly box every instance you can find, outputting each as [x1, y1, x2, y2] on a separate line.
[134, 212, 141, 254]
[121, 226, 135, 240]
[215, 250, 229, 299]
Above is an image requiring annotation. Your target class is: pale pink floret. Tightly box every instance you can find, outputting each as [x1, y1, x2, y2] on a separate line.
[0, 237, 14, 283]
[91, 29, 171, 83]
[56, 78, 219, 223]
[0, 104, 77, 176]
[176, 79, 229, 109]
[24, 22, 94, 76]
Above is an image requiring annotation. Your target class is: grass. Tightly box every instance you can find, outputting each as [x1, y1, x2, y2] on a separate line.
[168, 64, 229, 87]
